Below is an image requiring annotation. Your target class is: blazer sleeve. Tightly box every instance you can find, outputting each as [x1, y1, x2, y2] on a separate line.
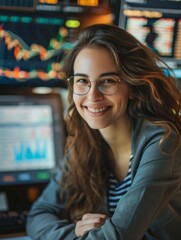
[26, 169, 77, 240]
[76, 127, 181, 240]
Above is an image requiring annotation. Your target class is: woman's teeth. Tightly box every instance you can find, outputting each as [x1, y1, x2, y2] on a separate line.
[88, 107, 107, 113]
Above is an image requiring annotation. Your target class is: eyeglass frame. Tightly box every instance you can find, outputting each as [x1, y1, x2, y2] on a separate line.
[67, 73, 122, 96]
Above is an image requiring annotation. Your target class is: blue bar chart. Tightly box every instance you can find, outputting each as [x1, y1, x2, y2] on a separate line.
[14, 141, 48, 162]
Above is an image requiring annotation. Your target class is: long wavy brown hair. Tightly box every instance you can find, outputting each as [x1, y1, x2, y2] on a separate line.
[60, 24, 181, 222]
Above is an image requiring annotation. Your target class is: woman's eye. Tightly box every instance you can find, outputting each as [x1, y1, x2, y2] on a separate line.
[105, 79, 113, 83]
[100, 78, 117, 84]
[76, 78, 89, 84]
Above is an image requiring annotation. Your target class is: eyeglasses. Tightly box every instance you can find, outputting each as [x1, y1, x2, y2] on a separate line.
[67, 75, 121, 96]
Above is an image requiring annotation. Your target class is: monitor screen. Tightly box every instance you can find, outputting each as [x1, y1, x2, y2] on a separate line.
[0, 93, 65, 186]
[118, 0, 181, 80]
[125, 17, 177, 57]
[0, 12, 74, 87]
[126, 17, 181, 79]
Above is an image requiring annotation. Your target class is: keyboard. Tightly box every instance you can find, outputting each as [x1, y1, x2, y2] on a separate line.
[0, 210, 28, 234]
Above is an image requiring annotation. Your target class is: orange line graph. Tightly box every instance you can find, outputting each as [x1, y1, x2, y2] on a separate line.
[0, 26, 71, 81]
[0, 26, 68, 61]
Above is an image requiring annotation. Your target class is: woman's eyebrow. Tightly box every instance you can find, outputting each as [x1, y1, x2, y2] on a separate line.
[73, 72, 119, 77]
[74, 73, 88, 77]
[100, 72, 119, 77]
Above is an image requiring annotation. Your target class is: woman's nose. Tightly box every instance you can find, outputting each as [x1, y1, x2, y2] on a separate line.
[87, 82, 104, 100]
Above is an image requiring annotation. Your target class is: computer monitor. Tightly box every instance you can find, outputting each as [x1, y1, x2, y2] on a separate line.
[0, 12, 74, 88]
[118, 0, 181, 80]
[122, 15, 180, 59]
[0, 92, 65, 213]
[0, 93, 65, 187]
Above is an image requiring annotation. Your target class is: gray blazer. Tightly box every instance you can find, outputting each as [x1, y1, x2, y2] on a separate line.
[26, 118, 181, 240]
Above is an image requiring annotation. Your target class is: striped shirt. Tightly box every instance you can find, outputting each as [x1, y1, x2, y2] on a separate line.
[107, 155, 133, 215]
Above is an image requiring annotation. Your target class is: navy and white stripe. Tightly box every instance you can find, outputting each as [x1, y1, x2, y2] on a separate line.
[107, 155, 133, 215]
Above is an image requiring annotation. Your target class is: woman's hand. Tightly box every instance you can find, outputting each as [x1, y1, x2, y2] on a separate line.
[75, 213, 108, 237]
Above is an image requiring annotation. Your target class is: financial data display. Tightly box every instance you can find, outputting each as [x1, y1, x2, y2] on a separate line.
[119, 1, 181, 79]
[0, 13, 75, 87]
[126, 17, 181, 79]
[0, 105, 55, 172]
[0, 94, 64, 185]
[125, 17, 178, 58]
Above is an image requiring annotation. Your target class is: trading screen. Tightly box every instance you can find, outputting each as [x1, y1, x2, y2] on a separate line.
[119, 0, 181, 79]
[0, 14, 75, 87]
[0, 105, 55, 173]
[0, 94, 64, 186]
[123, 15, 181, 59]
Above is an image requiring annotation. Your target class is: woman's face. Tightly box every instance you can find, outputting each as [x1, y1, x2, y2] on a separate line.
[72, 47, 131, 130]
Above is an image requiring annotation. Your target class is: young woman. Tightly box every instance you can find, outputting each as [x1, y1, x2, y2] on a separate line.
[26, 24, 181, 240]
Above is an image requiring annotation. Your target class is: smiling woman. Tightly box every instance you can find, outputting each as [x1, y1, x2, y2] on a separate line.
[26, 24, 181, 240]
